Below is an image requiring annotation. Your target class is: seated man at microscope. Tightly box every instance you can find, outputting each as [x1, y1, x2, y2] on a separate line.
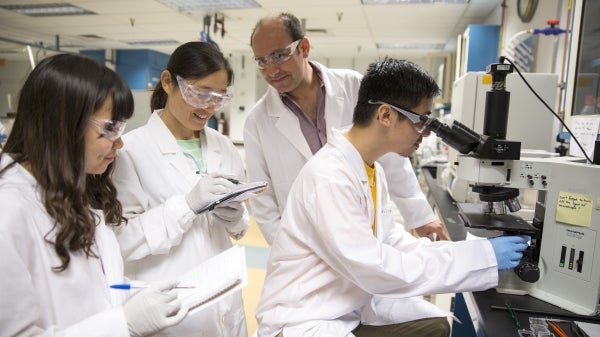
[254, 58, 530, 337]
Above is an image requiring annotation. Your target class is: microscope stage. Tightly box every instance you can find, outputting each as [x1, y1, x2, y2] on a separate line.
[457, 203, 540, 236]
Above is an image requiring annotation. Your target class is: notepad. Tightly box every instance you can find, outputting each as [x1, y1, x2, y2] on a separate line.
[176, 245, 248, 315]
[197, 181, 269, 214]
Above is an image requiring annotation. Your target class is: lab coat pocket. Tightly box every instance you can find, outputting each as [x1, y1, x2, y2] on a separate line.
[377, 207, 394, 237]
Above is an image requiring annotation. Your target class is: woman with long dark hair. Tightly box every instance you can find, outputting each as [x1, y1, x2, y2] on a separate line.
[0, 53, 187, 336]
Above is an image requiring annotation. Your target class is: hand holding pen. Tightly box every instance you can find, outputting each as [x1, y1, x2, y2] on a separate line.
[122, 280, 189, 337]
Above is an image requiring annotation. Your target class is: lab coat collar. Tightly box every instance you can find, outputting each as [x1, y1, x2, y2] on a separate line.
[328, 128, 380, 234]
[149, 110, 181, 155]
[147, 110, 222, 180]
[328, 128, 370, 193]
[263, 61, 350, 161]
[0, 154, 37, 188]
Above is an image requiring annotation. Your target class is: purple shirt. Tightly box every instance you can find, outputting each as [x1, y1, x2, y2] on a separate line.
[280, 64, 327, 155]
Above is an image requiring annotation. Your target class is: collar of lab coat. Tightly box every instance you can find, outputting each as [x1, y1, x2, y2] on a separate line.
[148, 110, 223, 177]
[0, 154, 37, 188]
[263, 61, 352, 161]
[328, 128, 381, 228]
[328, 127, 368, 184]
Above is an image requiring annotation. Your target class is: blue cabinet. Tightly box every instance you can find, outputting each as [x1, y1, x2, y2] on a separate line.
[458, 24, 500, 75]
[116, 49, 169, 90]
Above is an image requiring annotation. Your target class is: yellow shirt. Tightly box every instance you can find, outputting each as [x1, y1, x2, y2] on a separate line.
[364, 162, 376, 234]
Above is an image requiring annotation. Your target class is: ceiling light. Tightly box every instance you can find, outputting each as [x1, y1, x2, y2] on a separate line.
[79, 34, 105, 40]
[156, 0, 260, 11]
[362, 0, 469, 4]
[377, 42, 445, 50]
[0, 3, 96, 16]
[306, 29, 328, 34]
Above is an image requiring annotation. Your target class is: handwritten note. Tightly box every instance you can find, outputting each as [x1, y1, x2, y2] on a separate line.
[556, 191, 593, 227]
[569, 117, 600, 159]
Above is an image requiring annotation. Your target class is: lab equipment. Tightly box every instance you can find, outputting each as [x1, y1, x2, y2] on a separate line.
[447, 67, 558, 203]
[547, 320, 567, 337]
[428, 60, 600, 316]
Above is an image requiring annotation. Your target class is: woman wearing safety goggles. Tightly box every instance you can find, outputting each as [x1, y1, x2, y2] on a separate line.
[110, 41, 250, 337]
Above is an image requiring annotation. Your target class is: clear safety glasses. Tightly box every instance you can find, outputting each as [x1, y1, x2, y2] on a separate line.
[368, 100, 433, 133]
[253, 39, 302, 70]
[89, 118, 127, 141]
[175, 75, 233, 110]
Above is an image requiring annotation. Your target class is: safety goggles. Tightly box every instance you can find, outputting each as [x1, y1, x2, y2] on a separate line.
[175, 75, 233, 110]
[89, 118, 127, 141]
[253, 39, 302, 70]
[368, 100, 433, 133]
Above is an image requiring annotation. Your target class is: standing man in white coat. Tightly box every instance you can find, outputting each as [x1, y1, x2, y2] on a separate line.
[244, 13, 447, 247]
[111, 42, 249, 337]
[255, 57, 530, 337]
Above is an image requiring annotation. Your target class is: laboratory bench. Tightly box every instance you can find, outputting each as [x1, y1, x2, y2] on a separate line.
[418, 165, 600, 337]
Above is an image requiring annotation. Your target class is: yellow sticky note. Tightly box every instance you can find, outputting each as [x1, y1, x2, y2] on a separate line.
[481, 74, 492, 85]
[556, 191, 593, 227]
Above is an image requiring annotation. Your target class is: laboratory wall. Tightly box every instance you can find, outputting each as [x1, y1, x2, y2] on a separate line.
[486, 0, 566, 75]
[0, 0, 574, 146]
[0, 59, 30, 118]
[226, 53, 260, 144]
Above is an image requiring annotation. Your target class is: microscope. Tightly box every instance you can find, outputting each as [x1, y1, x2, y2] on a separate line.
[428, 61, 600, 316]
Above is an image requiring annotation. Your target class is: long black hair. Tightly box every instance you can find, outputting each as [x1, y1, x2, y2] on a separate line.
[0, 53, 134, 271]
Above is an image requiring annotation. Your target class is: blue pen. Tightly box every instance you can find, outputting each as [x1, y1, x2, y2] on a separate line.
[110, 283, 195, 290]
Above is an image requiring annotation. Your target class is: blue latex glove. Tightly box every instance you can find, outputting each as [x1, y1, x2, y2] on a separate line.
[489, 235, 530, 270]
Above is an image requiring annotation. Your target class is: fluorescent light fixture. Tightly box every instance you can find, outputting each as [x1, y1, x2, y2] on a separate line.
[362, 0, 469, 4]
[79, 34, 105, 40]
[377, 42, 445, 50]
[0, 3, 96, 16]
[156, 0, 260, 11]
[127, 39, 180, 45]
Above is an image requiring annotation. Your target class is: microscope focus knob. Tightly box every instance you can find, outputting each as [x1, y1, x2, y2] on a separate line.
[515, 261, 540, 283]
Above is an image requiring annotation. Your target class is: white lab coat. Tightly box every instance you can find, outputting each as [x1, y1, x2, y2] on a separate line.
[111, 111, 249, 337]
[0, 155, 130, 337]
[243, 61, 435, 245]
[255, 129, 498, 337]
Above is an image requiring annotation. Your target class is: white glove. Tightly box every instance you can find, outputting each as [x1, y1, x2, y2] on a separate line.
[185, 173, 236, 214]
[123, 280, 189, 337]
[212, 201, 245, 225]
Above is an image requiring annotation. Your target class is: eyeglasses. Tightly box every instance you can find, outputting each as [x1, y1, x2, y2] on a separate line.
[175, 75, 233, 110]
[368, 100, 432, 133]
[89, 118, 127, 141]
[253, 39, 302, 70]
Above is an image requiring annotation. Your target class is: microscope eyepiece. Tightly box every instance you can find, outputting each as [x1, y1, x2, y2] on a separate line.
[427, 118, 482, 155]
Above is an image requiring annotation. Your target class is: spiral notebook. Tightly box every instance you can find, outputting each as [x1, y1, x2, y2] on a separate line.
[176, 245, 248, 315]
